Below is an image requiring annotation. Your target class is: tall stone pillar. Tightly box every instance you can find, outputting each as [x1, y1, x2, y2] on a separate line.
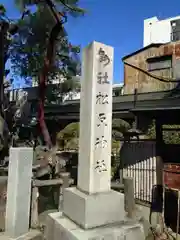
[46, 42, 145, 240]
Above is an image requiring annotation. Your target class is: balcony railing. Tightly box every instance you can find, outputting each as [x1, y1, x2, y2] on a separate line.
[8, 85, 123, 103]
[8, 87, 38, 102]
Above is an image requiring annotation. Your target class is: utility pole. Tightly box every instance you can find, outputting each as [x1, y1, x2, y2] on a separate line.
[0, 20, 8, 117]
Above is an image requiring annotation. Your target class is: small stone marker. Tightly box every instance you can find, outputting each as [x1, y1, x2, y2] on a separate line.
[5, 147, 33, 238]
[124, 177, 135, 218]
[78, 42, 113, 194]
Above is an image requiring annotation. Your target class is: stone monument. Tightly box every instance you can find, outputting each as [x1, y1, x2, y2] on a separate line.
[46, 41, 145, 240]
[1, 147, 42, 240]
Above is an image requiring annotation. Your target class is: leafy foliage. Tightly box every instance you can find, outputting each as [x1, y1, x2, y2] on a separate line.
[112, 129, 123, 139]
[56, 119, 130, 151]
[56, 122, 78, 149]
[57, 122, 79, 140]
[112, 118, 131, 133]
[8, 0, 84, 108]
[65, 137, 79, 150]
[0, 0, 84, 151]
[9, 4, 82, 84]
[15, 0, 85, 15]
[0, 4, 6, 16]
[146, 120, 156, 139]
[147, 120, 180, 144]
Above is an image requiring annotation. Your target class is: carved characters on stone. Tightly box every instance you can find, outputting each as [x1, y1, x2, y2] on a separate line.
[97, 72, 109, 84]
[95, 160, 107, 173]
[96, 92, 109, 105]
[97, 113, 107, 127]
[95, 136, 108, 149]
[94, 47, 111, 174]
[98, 48, 110, 66]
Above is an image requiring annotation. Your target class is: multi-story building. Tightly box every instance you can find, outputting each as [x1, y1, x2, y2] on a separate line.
[122, 14, 180, 95]
[144, 15, 180, 47]
[122, 41, 180, 94]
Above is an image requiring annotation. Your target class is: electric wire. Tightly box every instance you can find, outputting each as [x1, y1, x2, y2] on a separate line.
[124, 61, 180, 83]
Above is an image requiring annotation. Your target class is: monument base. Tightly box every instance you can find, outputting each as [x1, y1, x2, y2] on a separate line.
[63, 187, 125, 229]
[45, 212, 145, 240]
[0, 230, 42, 240]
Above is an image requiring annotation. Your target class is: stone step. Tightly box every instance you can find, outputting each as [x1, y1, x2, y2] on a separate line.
[0, 230, 42, 240]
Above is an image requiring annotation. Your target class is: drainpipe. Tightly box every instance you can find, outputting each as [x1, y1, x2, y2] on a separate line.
[133, 88, 138, 129]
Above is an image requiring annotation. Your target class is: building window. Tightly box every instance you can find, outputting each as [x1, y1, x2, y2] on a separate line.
[171, 31, 180, 41]
[171, 19, 180, 42]
[113, 88, 122, 97]
[147, 56, 172, 71]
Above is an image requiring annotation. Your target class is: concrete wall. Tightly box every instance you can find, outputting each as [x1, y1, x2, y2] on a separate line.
[123, 42, 180, 94]
[143, 16, 180, 47]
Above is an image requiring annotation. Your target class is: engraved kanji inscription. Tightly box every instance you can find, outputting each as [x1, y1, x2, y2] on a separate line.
[95, 160, 107, 173]
[95, 136, 108, 148]
[97, 72, 110, 84]
[96, 92, 109, 105]
[97, 113, 107, 127]
[98, 48, 110, 66]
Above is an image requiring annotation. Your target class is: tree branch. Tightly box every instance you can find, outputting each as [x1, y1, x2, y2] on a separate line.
[38, 0, 65, 148]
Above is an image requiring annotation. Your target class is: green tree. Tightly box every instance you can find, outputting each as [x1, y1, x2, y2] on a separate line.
[10, 4, 82, 84]
[0, 4, 21, 152]
[0, 0, 84, 152]
[57, 122, 79, 150]
[112, 118, 130, 135]
[147, 120, 180, 144]
[10, 0, 84, 148]
[56, 119, 130, 178]
[57, 119, 130, 151]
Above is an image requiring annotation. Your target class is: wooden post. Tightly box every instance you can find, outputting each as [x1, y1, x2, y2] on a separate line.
[119, 152, 124, 185]
[59, 172, 70, 211]
[155, 119, 164, 230]
[119, 169, 123, 185]
[30, 186, 39, 229]
[155, 119, 163, 186]
[124, 177, 135, 218]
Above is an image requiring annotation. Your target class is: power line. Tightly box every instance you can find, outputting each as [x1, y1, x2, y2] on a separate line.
[124, 61, 180, 83]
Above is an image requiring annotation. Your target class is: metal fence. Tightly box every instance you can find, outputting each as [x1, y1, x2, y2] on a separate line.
[60, 144, 157, 204]
[118, 140, 157, 204]
[121, 157, 156, 204]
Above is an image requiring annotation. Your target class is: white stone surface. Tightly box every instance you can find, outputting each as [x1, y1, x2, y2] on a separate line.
[45, 212, 145, 240]
[63, 188, 125, 229]
[5, 148, 33, 239]
[0, 230, 42, 240]
[78, 41, 114, 194]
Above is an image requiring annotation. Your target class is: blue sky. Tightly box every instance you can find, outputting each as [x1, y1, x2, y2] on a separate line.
[2, 0, 180, 85]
